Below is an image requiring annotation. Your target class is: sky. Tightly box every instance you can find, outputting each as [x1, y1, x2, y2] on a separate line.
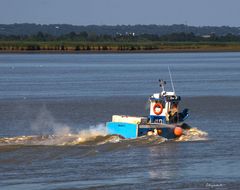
[0, 0, 240, 26]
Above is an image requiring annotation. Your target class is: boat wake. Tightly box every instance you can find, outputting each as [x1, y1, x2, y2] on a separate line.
[0, 123, 109, 146]
[176, 127, 208, 141]
[0, 125, 208, 146]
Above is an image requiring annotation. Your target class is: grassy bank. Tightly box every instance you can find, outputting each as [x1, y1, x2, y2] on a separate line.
[1, 41, 240, 53]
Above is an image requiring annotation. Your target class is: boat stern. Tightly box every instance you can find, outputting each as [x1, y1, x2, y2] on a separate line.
[106, 122, 138, 139]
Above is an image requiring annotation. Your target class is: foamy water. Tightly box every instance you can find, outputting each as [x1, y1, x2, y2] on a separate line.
[0, 126, 207, 146]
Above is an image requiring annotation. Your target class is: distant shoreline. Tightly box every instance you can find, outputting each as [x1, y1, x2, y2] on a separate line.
[1, 49, 240, 54]
[1, 41, 240, 54]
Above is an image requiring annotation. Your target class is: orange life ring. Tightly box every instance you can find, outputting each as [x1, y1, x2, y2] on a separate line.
[153, 103, 163, 115]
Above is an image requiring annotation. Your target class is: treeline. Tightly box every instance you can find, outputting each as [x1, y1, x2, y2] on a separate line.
[1, 31, 240, 42]
[1, 32, 240, 52]
[1, 23, 240, 36]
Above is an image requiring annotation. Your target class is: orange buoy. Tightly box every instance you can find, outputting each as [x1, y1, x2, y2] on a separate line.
[174, 127, 183, 137]
[157, 129, 162, 135]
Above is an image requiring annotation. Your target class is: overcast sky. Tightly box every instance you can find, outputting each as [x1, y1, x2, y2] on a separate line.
[0, 0, 239, 26]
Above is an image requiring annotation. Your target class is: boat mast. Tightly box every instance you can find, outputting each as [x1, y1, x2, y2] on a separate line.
[159, 79, 166, 92]
[168, 66, 175, 93]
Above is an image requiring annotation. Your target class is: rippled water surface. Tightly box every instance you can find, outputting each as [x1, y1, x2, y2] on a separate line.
[0, 53, 240, 190]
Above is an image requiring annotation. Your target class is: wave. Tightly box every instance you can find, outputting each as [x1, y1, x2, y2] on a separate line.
[176, 127, 208, 142]
[0, 126, 207, 146]
[0, 134, 123, 146]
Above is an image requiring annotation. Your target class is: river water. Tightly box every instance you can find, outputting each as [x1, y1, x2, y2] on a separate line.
[0, 53, 239, 189]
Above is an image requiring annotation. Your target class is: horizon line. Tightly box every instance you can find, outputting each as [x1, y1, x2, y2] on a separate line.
[1, 23, 240, 28]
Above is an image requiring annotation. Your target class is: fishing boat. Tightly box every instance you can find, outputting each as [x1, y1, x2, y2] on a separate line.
[106, 79, 190, 139]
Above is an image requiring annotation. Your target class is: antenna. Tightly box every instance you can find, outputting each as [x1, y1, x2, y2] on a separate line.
[159, 79, 166, 92]
[168, 66, 175, 93]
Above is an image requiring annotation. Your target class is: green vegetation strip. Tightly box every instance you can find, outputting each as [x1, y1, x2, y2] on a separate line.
[1, 41, 240, 52]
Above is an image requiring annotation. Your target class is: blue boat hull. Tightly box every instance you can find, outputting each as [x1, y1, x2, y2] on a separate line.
[107, 122, 138, 138]
[106, 122, 177, 139]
